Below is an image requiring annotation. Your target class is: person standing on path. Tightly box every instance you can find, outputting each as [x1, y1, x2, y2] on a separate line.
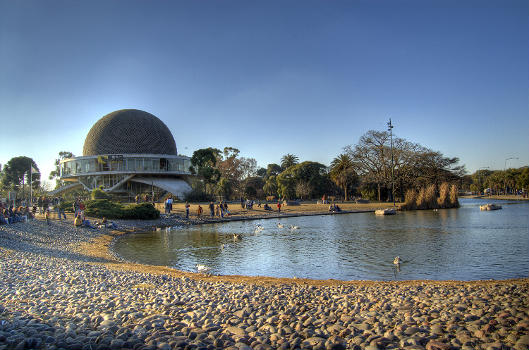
[185, 202, 190, 219]
[167, 196, 173, 213]
[209, 202, 215, 217]
[277, 201, 281, 213]
[197, 205, 203, 218]
[45, 209, 50, 225]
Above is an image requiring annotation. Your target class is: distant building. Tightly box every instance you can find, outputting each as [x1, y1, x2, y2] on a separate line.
[56, 109, 193, 200]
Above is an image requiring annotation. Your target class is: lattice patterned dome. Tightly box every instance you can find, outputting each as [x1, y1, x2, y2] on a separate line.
[83, 109, 177, 156]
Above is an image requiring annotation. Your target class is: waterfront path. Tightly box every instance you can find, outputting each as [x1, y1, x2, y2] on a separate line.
[1, 217, 528, 350]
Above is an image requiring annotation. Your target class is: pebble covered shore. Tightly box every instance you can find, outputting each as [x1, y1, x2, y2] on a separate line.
[1, 218, 528, 350]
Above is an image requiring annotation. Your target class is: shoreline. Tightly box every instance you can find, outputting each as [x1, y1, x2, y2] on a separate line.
[34, 202, 529, 285]
[1, 210, 528, 350]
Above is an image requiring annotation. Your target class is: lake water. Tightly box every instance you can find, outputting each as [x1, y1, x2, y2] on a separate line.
[112, 198, 529, 281]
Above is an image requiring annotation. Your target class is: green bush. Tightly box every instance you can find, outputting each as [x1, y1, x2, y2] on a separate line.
[59, 200, 74, 212]
[84, 199, 160, 220]
[91, 187, 111, 200]
[122, 203, 160, 219]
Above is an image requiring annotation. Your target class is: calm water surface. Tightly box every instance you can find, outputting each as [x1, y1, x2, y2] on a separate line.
[113, 198, 529, 281]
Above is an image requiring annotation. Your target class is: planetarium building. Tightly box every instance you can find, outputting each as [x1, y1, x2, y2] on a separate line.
[58, 109, 193, 199]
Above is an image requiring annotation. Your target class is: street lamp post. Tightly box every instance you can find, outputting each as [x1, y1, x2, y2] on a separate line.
[504, 157, 519, 195]
[387, 119, 395, 207]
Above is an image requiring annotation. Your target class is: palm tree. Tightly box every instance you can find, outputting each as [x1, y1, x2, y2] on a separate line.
[280, 154, 299, 170]
[330, 153, 357, 201]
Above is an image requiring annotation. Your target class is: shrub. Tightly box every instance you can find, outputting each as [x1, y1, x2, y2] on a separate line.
[122, 203, 160, 219]
[59, 200, 74, 212]
[84, 199, 160, 220]
[84, 199, 123, 218]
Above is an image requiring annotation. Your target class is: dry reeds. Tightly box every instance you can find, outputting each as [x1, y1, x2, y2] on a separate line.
[416, 184, 437, 209]
[437, 182, 450, 208]
[404, 189, 418, 210]
[449, 184, 459, 207]
[403, 183, 459, 210]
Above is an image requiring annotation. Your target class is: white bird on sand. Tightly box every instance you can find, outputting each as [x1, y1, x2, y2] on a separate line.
[277, 223, 284, 228]
[393, 256, 402, 265]
[196, 264, 212, 274]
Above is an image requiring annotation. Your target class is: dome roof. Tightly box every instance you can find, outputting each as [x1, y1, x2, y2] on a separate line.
[83, 109, 177, 156]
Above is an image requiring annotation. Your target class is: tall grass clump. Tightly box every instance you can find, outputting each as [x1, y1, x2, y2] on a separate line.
[416, 184, 437, 209]
[403, 189, 418, 210]
[449, 184, 460, 208]
[403, 182, 460, 210]
[437, 182, 450, 208]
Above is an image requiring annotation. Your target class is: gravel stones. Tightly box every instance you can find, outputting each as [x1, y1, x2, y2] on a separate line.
[1, 219, 528, 350]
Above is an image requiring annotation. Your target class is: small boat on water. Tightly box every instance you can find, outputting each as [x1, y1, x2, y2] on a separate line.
[480, 204, 502, 211]
[375, 208, 397, 215]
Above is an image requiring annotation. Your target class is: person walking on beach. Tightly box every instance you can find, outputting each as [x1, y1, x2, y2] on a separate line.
[185, 202, 190, 219]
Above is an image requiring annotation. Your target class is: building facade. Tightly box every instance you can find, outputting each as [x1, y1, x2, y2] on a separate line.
[57, 109, 193, 200]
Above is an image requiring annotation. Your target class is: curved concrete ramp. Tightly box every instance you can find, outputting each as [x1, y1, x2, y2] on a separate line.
[48, 182, 84, 196]
[131, 177, 192, 200]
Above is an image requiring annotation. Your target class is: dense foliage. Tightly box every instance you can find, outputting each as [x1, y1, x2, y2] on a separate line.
[84, 199, 160, 219]
[345, 130, 465, 201]
[467, 167, 528, 195]
[0, 156, 40, 192]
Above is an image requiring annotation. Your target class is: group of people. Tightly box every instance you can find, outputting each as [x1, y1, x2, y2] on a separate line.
[164, 196, 174, 214]
[0, 203, 34, 225]
[329, 203, 342, 212]
[192, 201, 232, 219]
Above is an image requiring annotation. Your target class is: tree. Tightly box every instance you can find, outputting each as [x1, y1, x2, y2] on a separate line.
[243, 176, 265, 199]
[215, 177, 232, 199]
[266, 163, 282, 178]
[215, 147, 258, 198]
[517, 167, 529, 190]
[1, 156, 40, 196]
[49, 151, 73, 188]
[280, 154, 299, 170]
[346, 130, 465, 201]
[190, 148, 221, 170]
[345, 130, 389, 201]
[190, 148, 222, 194]
[256, 167, 267, 177]
[330, 153, 358, 201]
[263, 175, 278, 196]
[277, 161, 330, 199]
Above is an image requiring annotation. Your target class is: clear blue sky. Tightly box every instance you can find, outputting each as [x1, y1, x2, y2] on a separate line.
[1, 0, 528, 186]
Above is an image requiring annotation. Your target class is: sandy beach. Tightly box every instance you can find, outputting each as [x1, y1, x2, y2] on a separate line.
[1, 208, 528, 350]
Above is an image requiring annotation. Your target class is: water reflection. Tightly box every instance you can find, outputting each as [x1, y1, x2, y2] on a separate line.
[113, 199, 529, 281]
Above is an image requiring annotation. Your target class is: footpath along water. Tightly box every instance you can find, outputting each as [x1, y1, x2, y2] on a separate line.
[112, 198, 529, 281]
